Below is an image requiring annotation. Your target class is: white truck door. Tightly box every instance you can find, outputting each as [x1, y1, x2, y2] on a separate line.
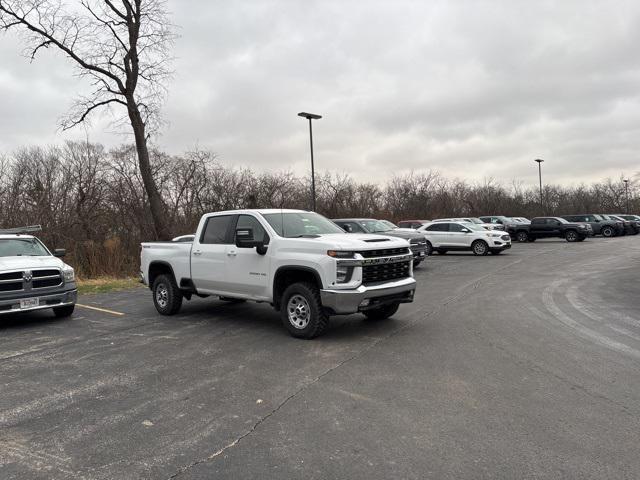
[191, 214, 235, 293]
[226, 214, 271, 298]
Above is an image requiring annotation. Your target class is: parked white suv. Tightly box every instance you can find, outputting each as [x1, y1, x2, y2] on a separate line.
[417, 221, 512, 255]
[141, 210, 417, 339]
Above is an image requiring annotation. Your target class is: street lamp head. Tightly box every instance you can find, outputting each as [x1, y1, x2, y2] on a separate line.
[534, 158, 544, 164]
[298, 112, 322, 120]
[623, 179, 629, 183]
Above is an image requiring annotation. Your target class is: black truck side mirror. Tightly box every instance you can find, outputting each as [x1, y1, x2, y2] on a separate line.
[53, 249, 66, 258]
[235, 228, 267, 255]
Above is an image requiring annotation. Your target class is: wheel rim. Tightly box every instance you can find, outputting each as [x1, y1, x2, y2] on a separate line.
[517, 232, 528, 242]
[287, 294, 311, 329]
[567, 232, 576, 241]
[603, 228, 612, 237]
[156, 283, 169, 308]
[474, 242, 486, 254]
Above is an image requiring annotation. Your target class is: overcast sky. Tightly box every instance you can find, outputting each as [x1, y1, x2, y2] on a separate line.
[1, 0, 639, 186]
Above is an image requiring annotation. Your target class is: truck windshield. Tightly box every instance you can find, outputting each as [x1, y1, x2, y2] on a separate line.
[261, 212, 345, 237]
[358, 220, 392, 233]
[0, 238, 51, 257]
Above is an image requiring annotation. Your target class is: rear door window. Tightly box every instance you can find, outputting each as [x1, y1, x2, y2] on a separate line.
[426, 223, 448, 232]
[201, 215, 234, 244]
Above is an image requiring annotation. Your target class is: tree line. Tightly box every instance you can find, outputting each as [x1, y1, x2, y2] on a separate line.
[0, 141, 636, 277]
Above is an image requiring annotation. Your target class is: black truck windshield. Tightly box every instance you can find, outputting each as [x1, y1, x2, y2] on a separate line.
[0, 238, 50, 257]
[262, 212, 345, 237]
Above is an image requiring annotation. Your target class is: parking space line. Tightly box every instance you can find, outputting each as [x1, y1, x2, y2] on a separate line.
[76, 304, 125, 316]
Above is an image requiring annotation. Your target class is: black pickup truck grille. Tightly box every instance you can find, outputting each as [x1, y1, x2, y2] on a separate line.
[358, 247, 410, 258]
[362, 261, 411, 285]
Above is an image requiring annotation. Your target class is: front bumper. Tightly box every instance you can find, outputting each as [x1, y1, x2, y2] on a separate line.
[320, 277, 416, 314]
[0, 287, 77, 315]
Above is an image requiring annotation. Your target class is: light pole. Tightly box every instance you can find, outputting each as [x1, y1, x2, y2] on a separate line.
[298, 112, 322, 211]
[623, 179, 630, 213]
[534, 158, 544, 212]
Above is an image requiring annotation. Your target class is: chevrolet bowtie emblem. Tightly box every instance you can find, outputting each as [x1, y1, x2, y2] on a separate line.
[23, 271, 33, 282]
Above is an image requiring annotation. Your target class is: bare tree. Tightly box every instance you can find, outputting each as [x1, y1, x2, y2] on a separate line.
[0, 0, 174, 239]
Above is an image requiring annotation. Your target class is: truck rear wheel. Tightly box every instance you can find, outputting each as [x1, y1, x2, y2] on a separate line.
[364, 303, 399, 320]
[53, 304, 75, 318]
[152, 274, 183, 315]
[281, 282, 329, 339]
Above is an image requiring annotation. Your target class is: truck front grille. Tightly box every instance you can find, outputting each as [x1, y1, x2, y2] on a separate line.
[358, 247, 410, 258]
[0, 271, 23, 292]
[362, 261, 411, 285]
[0, 269, 62, 293]
[32, 269, 63, 289]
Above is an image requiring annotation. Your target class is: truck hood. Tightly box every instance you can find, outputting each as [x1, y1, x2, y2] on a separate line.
[0, 255, 66, 272]
[315, 233, 410, 250]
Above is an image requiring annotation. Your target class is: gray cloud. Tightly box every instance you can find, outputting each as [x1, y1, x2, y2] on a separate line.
[1, 0, 639, 186]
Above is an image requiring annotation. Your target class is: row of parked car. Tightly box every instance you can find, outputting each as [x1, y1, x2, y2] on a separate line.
[331, 213, 640, 258]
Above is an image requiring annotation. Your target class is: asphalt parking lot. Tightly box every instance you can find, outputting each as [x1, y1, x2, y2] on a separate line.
[1, 236, 640, 479]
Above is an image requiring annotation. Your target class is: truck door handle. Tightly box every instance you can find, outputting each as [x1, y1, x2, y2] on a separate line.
[193, 250, 202, 256]
[227, 250, 237, 257]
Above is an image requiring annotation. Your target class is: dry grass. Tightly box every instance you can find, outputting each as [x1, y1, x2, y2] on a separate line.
[77, 277, 143, 295]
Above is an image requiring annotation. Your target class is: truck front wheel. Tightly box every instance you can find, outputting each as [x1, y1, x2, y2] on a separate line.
[364, 303, 399, 320]
[152, 274, 183, 315]
[281, 282, 329, 339]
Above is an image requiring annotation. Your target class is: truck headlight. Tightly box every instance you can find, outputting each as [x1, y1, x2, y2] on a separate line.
[62, 267, 75, 282]
[327, 250, 355, 258]
[336, 265, 352, 283]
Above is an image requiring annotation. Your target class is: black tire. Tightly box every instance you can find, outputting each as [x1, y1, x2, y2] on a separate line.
[425, 241, 433, 256]
[565, 230, 579, 242]
[471, 240, 489, 256]
[601, 226, 614, 237]
[152, 274, 183, 315]
[53, 304, 75, 318]
[364, 302, 400, 320]
[413, 259, 422, 268]
[280, 282, 329, 339]
[516, 231, 529, 243]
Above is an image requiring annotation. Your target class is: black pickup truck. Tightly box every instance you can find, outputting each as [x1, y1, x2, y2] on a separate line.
[508, 217, 593, 242]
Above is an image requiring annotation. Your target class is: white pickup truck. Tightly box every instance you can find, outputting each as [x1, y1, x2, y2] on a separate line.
[140, 209, 417, 338]
[0, 226, 77, 317]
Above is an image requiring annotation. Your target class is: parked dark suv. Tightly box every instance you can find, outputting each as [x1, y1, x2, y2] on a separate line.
[561, 214, 620, 237]
[609, 215, 640, 235]
[333, 218, 428, 266]
[615, 215, 640, 234]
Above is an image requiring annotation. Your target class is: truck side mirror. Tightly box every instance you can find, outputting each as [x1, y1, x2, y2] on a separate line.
[53, 248, 66, 258]
[235, 228, 267, 255]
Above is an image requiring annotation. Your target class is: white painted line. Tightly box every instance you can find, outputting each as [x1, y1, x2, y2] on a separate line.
[76, 304, 125, 316]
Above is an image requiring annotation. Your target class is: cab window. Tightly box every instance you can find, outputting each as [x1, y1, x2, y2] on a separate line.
[201, 215, 234, 244]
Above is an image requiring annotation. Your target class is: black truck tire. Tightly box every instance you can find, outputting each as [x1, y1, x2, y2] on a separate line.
[281, 282, 329, 339]
[565, 230, 579, 242]
[152, 274, 183, 315]
[601, 226, 614, 237]
[53, 304, 75, 318]
[516, 231, 529, 243]
[425, 241, 433, 256]
[364, 303, 400, 320]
